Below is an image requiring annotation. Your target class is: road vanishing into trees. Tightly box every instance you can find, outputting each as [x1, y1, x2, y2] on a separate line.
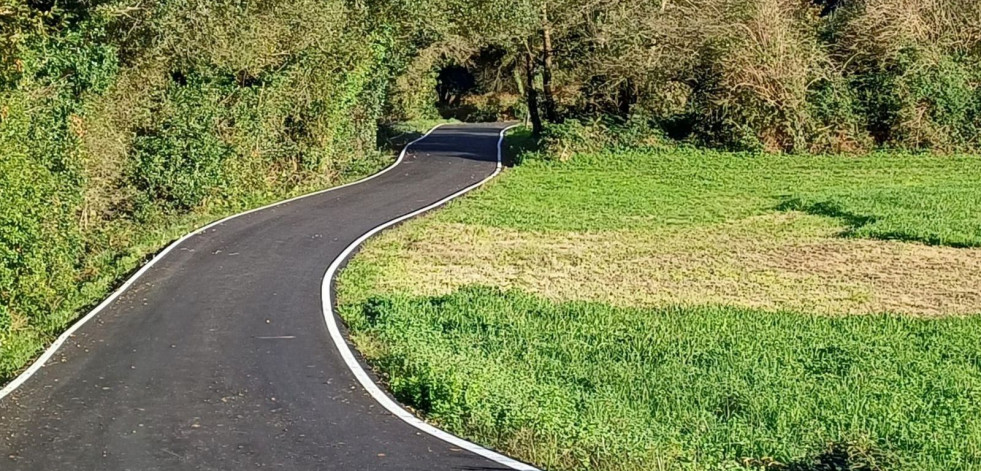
[0, 123, 534, 470]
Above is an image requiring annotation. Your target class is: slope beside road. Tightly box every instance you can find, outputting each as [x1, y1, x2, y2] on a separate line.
[0, 122, 534, 470]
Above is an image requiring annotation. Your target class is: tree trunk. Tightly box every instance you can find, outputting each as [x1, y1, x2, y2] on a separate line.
[541, 2, 558, 123]
[524, 48, 543, 137]
[618, 78, 636, 118]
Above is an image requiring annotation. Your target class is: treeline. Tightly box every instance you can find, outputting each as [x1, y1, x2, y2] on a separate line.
[392, 0, 981, 153]
[1, 0, 979, 376]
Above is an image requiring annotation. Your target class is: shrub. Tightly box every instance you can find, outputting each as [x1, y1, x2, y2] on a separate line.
[0, 95, 82, 340]
[807, 74, 873, 153]
[130, 74, 233, 212]
[538, 116, 665, 161]
[832, 0, 981, 151]
[0, 0, 436, 381]
[686, 0, 828, 152]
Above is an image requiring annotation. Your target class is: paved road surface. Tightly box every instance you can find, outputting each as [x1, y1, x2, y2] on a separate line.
[0, 123, 523, 470]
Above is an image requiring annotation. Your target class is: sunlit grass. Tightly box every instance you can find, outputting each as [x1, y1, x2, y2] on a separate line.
[440, 136, 981, 247]
[338, 286, 981, 470]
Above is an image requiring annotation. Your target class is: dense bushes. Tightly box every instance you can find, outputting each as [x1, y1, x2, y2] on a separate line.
[129, 76, 234, 212]
[428, 0, 981, 153]
[639, 0, 981, 152]
[0, 3, 121, 373]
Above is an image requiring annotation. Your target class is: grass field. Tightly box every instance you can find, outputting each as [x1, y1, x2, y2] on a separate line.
[336, 129, 981, 470]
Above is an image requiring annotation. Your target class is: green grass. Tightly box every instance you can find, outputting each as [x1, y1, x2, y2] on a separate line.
[440, 132, 981, 246]
[339, 286, 981, 470]
[337, 130, 981, 470]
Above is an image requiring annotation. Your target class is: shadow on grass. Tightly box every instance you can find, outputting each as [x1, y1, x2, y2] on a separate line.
[504, 126, 540, 167]
[778, 442, 892, 471]
[778, 197, 979, 248]
[777, 198, 878, 236]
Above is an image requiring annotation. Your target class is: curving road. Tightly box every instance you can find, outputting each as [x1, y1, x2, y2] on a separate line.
[0, 123, 531, 470]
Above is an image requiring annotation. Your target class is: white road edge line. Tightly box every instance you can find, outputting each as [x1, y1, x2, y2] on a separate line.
[321, 124, 540, 471]
[0, 123, 448, 400]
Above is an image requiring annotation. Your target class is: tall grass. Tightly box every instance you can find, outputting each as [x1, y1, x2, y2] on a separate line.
[338, 286, 981, 471]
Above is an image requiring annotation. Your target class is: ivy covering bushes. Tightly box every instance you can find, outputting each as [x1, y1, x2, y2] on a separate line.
[0, 0, 428, 379]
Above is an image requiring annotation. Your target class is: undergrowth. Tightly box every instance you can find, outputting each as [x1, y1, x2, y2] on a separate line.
[0, 0, 459, 380]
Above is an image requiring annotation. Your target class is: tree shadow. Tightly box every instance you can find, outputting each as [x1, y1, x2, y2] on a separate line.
[503, 127, 539, 167]
[741, 442, 893, 471]
[776, 197, 977, 248]
[776, 198, 877, 237]
[813, 0, 847, 17]
[780, 442, 889, 471]
[376, 122, 426, 153]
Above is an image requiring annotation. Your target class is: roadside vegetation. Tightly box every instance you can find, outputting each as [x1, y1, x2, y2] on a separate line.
[0, 0, 455, 380]
[4, 0, 981, 469]
[337, 127, 981, 470]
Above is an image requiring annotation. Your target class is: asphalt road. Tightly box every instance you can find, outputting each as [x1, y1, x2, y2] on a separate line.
[0, 123, 524, 470]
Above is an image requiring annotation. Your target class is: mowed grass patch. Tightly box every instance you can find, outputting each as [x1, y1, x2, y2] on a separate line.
[337, 286, 981, 470]
[344, 142, 981, 317]
[346, 215, 981, 316]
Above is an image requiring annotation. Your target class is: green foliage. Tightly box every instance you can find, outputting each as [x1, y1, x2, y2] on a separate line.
[384, 53, 442, 122]
[0, 95, 81, 345]
[0, 0, 438, 381]
[130, 74, 233, 212]
[806, 75, 871, 152]
[536, 117, 665, 161]
[0, 6, 124, 373]
[887, 52, 981, 149]
[338, 286, 981, 471]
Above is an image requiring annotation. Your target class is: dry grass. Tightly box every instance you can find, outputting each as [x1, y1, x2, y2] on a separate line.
[354, 213, 981, 316]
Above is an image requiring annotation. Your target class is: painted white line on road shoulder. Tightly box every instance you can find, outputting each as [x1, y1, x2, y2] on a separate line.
[320, 124, 539, 471]
[0, 124, 447, 400]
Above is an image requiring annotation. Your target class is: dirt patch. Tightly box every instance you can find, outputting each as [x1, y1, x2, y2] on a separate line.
[357, 213, 981, 316]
